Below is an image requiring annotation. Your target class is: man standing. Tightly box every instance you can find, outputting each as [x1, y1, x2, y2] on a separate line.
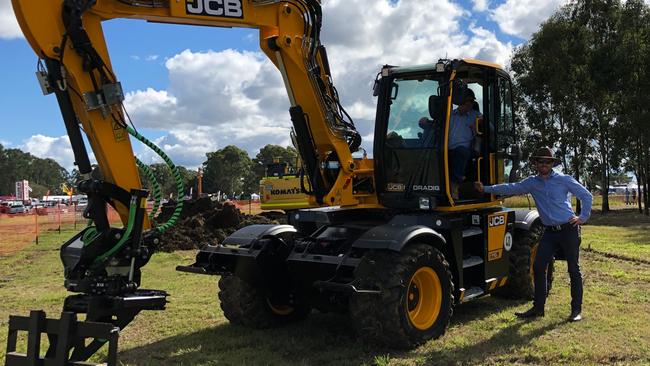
[475, 147, 593, 322]
[448, 89, 481, 199]
[625, 187, 630, 205]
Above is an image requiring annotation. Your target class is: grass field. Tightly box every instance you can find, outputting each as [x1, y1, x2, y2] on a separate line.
[1, 210, 649, 365]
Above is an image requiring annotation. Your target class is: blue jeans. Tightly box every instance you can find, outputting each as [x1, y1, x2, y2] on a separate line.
[449, 146, 472, 184]
[533, 224, 583, 312]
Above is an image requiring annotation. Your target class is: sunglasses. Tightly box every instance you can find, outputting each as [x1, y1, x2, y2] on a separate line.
[536, 159, 555, 165]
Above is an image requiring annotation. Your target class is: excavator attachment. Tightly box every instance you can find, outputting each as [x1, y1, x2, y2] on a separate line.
[7, 310, 120, 366]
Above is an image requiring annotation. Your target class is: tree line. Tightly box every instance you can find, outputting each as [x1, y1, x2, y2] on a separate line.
[137, 144, 297, 198]
[511, 0, 650, 215]
[0, 143, 69, 198]
[0, 142, 297, 200]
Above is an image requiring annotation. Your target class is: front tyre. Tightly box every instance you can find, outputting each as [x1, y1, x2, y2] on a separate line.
[350, 244, 454, 349]
[218, 275, 309, 328]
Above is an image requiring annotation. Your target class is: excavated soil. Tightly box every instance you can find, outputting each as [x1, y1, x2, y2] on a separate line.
[156, 197, 286, 252]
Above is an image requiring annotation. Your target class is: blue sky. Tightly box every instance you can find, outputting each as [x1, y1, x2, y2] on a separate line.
[0, 0, 569, 170]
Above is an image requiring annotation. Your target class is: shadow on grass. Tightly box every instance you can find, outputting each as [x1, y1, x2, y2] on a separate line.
[422, 318, 566, 365]
[118, 297, 534, 365]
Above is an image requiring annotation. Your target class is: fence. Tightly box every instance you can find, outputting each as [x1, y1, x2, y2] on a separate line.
[0, 205, 121, 256]
[0, 201, 266, 256]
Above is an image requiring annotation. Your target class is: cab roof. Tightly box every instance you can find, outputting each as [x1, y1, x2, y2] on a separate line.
[384, 58, 504, 76]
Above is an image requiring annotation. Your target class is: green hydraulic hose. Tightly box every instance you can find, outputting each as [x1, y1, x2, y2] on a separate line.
[135, 157, 162, 221]
[88, 126, 184, 266]
[126, 125, 184, 234]
[92, 196, 137, 266]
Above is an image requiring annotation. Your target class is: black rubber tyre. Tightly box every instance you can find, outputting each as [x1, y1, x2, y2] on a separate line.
[217, 275, 309, 328]
[493, 224, 555, 299]
[218, 275, 244, 325]
[349, 244, 454, 349]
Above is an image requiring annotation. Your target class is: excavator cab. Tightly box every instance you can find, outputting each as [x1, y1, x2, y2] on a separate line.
[374, 59, 518, 209]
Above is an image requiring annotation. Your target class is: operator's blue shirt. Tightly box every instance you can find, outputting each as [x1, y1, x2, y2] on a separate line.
[449, 108, 481, 149]
[483, 170, 593, 226]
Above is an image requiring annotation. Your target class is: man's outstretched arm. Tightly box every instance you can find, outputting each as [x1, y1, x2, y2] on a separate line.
[475, 178, 533, 196]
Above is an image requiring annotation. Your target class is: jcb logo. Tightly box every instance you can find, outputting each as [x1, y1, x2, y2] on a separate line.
[186, 0, 243, 18]
[488, 215, 505, 227]
[386, 183, 405, 192]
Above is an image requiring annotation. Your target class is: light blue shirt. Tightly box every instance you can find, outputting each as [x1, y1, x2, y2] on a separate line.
[449, 108, 481, 149]
[483, 170, 593, 226]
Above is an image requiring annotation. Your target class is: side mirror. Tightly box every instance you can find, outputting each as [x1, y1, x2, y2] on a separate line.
[372, 79, 380, 97]
[428, 95, 446, 122]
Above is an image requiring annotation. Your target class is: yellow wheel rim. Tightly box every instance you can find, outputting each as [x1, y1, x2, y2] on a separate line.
[266, 299, 294, 316]
[407, 267, 442, 330]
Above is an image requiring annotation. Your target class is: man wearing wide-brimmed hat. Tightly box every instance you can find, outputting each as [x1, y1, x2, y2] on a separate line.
[475, 146, 593, 322]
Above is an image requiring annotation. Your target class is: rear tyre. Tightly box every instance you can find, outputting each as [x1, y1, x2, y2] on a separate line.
[350, 244, 454, 349]
[218, 275, 309, 328]
[493, 224, 555, 299]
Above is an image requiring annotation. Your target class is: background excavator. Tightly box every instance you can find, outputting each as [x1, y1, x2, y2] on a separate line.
[7, 1, 550, 364]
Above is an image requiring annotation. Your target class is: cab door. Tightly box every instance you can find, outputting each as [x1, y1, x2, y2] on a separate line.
[494, 75, 517, 184]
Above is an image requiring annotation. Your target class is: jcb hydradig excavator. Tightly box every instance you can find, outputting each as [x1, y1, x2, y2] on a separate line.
[8, 0, 549, 363]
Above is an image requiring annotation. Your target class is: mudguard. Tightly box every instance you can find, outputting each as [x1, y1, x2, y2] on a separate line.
[353, 224, 446, 252]
[513, 209, 540, 231]
[222, 224, 297, 247]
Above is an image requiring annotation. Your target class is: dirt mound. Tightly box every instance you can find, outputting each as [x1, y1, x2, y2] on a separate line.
[156, 197, 282, 252]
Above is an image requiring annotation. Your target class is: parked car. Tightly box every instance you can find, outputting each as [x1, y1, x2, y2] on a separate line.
[9, 204, 27, 214]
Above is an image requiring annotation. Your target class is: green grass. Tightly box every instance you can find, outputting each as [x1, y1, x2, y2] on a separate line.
[1, 213, 650, 365]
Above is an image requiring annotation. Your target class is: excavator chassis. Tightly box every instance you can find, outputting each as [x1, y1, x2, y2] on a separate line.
[178, 206, 539, 341]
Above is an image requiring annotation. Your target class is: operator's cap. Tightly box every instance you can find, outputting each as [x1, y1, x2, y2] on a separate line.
[530, 146, 560, 162]
[462, 89, 476, 103]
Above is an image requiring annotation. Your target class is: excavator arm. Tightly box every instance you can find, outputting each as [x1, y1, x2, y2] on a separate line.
[11, 0, 379, 301]
[13, 0, 370, 214]
[7, 1, 376, 363]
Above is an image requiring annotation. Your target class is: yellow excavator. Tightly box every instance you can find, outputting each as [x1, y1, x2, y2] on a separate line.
[8, 1, 549, 364]
[259, 149, 312, 211]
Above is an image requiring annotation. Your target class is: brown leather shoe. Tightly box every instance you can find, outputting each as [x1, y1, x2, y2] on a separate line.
[515, 307, 544, 319]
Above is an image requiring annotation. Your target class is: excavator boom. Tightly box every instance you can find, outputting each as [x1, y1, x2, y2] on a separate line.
[8, 1, 375, 364]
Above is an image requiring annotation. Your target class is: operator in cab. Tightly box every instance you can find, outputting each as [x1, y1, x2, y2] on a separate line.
[475, 147, 593, 322]
[448, 89, 481, 199]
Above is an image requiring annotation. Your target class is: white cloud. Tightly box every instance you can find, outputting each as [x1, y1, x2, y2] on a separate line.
[491, 0, 568, 39]
[120, 1, 514, 166]
[20, 135, 75, 170]
[472, 0, 490, 12]
[0, 0, 22, 39]
[319, 0, 513, 149]
[124, 49, 292, 167]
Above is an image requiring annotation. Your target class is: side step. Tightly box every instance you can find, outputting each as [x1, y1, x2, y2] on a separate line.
[462, 256, 484, 268]
[462, 286, 485, 302]
[462, 227, 483, 238]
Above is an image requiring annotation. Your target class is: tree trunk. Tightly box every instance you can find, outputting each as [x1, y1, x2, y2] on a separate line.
[599, 149, 610, 213]
[639, 151, 650, 216]
[573, 146, 582, 215]
[635, 171, 643, 214]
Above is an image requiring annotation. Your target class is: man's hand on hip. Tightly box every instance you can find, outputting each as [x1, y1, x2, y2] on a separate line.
[474, 182, 484, 193]
[569, 215, 584, 226]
